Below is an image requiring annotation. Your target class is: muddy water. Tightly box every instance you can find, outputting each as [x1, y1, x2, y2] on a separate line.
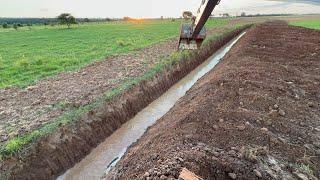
[58, 32, 246, 180]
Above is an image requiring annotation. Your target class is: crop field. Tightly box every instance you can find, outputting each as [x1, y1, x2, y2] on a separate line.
[291, 20, 320, 30]
[0, 18, 229, 89]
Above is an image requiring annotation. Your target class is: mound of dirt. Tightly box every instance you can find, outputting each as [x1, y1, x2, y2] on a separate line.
[106, 21, 320, 179]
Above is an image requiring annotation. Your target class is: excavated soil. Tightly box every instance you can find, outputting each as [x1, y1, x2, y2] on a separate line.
[106, 21, 320, 179]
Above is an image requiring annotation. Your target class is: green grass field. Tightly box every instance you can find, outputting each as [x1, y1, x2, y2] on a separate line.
[291, 20, 320, 30]
[0, 19, 230, 89]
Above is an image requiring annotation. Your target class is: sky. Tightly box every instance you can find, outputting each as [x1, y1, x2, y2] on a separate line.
[0, 0, 320, 18]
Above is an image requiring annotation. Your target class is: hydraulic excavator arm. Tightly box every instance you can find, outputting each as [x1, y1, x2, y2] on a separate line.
[178, 0, 221, 50]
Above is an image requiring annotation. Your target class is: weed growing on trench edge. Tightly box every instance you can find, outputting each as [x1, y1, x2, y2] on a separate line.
[0, 24, 247, 162]
[297, 164, 314, 175]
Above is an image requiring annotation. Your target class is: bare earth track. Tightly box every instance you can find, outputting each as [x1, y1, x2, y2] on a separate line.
[106, 21, 320, 179]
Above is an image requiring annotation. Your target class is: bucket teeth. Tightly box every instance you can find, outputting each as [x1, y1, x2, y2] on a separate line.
[178, 24, 206, 50]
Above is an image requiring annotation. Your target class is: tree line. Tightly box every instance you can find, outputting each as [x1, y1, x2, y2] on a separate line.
[0, 13, 120, 30]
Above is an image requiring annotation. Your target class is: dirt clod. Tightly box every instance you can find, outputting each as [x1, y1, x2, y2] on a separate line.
[228, 173, 237, 179]
[278, 109, 286, 116]
[253, 169, 262, 178]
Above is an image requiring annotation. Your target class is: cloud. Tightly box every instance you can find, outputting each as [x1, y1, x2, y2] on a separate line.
[267, 0, 320, 5]
[1, 0, 320, 18]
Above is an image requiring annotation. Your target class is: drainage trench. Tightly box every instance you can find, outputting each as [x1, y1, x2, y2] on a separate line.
[58, 32, 246, 180]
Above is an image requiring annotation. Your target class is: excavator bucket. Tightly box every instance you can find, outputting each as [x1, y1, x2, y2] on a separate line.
[178, 24, 206, 50]
[178, 0, 221, 50]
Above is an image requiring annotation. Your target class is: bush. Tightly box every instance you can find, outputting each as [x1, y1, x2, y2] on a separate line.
[13, 24, 18, 30]
[2, 23, 9, 28]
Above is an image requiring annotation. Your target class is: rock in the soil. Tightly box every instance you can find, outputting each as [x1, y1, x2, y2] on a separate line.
[278, 109, 286, 116]
[0, 135, 8, 142]
[144, 172, 150, 178]
[268, 110, 278, 118]
[228, 150, 237, 156]
[261, 127, 269, 133]
[160, 175, 167, 180]
[265, 119, 272, 126]
[228, 173, 237, 179]
[253, 169, 262, 178]
[213, 151, 220, 157]
[31, 100, 41, 106]
[273, 104, 279, 109]
[307, 101, 314, 107]
[237, 125, 246, 131]
[293, 172, 308, 180]
[176, 157, 184, 162]
[26, 85, 38, 91]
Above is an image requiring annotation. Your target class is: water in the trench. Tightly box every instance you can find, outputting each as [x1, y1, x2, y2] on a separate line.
[58, 32, 246, 180]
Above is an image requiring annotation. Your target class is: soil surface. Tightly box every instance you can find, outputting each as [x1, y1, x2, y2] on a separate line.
[0, 22, 239, 143]
[106, 21, 320, 179]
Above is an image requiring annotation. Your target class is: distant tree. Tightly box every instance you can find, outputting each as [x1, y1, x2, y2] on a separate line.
[13, 24, 18, 30]
[17, 23, 23, 27]
[241, 12, 246, 17]
[2, 23, 9, 29]
[84, 18, 90, 23]
[57, 13, 77, 28]
[182, 11, 193, 19]
[123, 17, 131, 21]
[105, 18, 112, 22]
[44, 22, 49, 26]
[222, 13, 230, 17]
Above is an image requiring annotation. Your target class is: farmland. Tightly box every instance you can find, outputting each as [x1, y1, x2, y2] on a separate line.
[291, 20, 320, 29]
[0, 19, 229, 88]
